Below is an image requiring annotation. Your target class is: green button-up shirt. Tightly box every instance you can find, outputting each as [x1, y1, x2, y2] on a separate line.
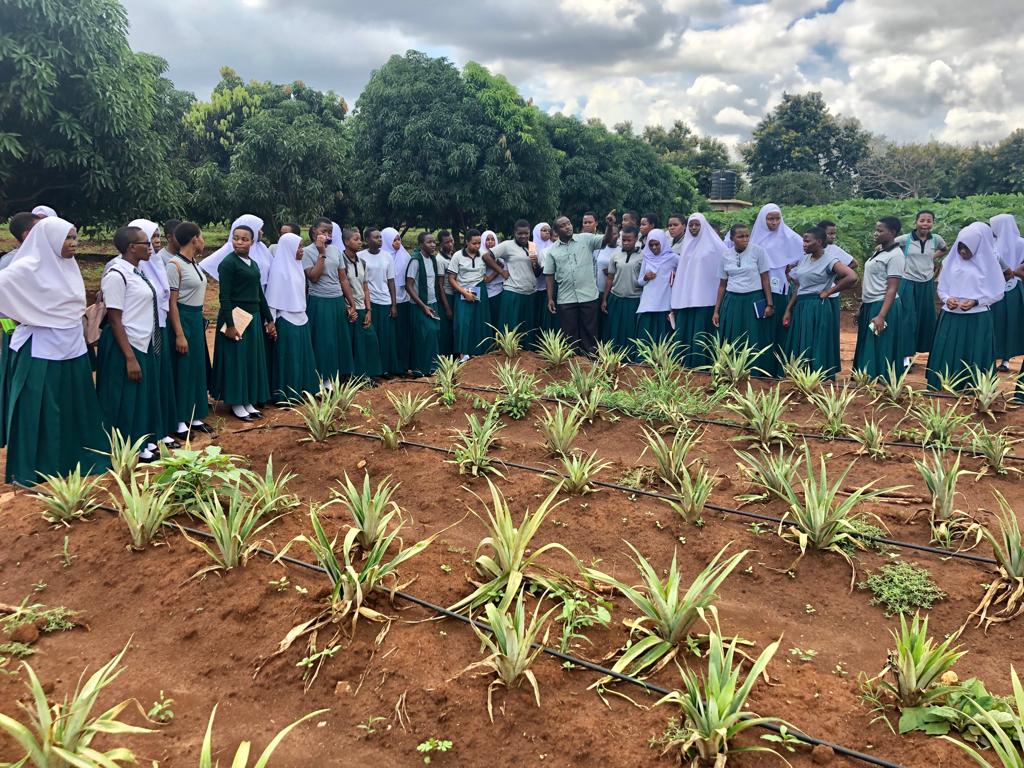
[542, 233, 606, 305]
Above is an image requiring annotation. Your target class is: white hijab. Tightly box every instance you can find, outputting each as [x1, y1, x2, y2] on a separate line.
[0, 217, 85, 328]
[381, 227, 401, 258]
[641, 228, 673, 271]
[750, 203, 803, 271]
[32, 205, 57, 218]
[128, 218, 170, 313]
[264, 233, 305, 313]
[990, 214, 1024, 271]
[938, 222, 1005, 305]
[200, 214, 271, 285]
[671, 213, 725, 309]
[331, 222, 343, 249]
[532, 223, 554, 254]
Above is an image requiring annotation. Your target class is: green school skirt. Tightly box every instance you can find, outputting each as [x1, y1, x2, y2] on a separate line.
[603, 294, 641, 358]
[410, 302, 441, 376]
[172, 304, 209, 424]
[0, 330, 11, 447]
[636, 311, 673, 345]
[454, 289, 490, 357]
[673, 306, 716, 368]
[852, 297, 905, 379]
[498, 290, 536, 344]
[535, 289, 560, 338]
[899, 277, 937, 355]
[395, 300, 413, 373]
[719, 290, 774, 376]
[926, 310, 995, 391]
[488, 290, 503, 329]
[97, 327, 161, 446]
[5, 342, 110, 485]
[784, 294, 840, 379]
[271, 318, 319, 403]
[991, 281, 1024, 360]
[353, 309, 384, 378]
[306, 295, 354, 381]
[211, 303, 270, 406]
[438, 295, 455, 357]
[372, 304, 401, 374]
[154, 325, 178, 436]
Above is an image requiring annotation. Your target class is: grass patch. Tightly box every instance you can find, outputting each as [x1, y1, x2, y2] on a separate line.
[858, 562, 946, 616]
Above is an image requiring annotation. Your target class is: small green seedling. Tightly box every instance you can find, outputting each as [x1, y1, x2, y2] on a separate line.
[148, 691, 175, 723]
[417, 737, 453, 763]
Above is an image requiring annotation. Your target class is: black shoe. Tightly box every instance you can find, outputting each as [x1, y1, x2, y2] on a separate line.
[235, 414, 254, 423]
[138, 453, 157, 464]
[998, 362, 1011, 373]
[191, 422, 215, 434]
[248, 411, 264, 420]
[162, 439, 182, 450]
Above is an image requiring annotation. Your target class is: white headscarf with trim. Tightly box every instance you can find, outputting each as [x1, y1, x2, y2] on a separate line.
[200, 214, 271, 286]
[0, 216, 85, 328]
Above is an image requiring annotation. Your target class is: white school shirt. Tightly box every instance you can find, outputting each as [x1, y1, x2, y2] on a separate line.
[359, 249, 396, 306]
[102, 258, 156, 353]
[637, 254, 678, 313]
[10, 326, 86, 360]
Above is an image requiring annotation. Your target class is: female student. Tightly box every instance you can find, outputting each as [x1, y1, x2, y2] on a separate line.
[97, 225, 165, 460]
[406, 231, 444, 376]
[749, 204, 803, 376]
[128, 218, 178, 446]
[712, 223, 774, 375]
[782, 227, 858, 379]
[166, 222, 212, 437]
[480, 230, 505, 328]
[303, 218, 357, 385]
[852, 218, 906, 378]
[532, 222, 558, 336]
[447, 229, 490, 362]
[671, 213, 726, 367]
[360, 228, 400, 375]
[435, 231, 457, 357]
[989, 213, 1024, 370]
[492, 220, 538, 342]
[266, 232, 318, 402]
[211, 224, 277, 420]
[340, 228, 383, 380]
[896, 211, 947, 367]
[0, 217, 109, 484]
[636, 229, 677, 344]
[927, 222, 1002, 391]
[381, 227, 413, 375]
[600, 226, 643, 357]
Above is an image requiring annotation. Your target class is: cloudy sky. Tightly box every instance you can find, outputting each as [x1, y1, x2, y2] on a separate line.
[122, 0, 1023, 149]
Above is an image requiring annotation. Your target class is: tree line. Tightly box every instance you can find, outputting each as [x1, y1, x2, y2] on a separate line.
[1, 0, 1022, 233]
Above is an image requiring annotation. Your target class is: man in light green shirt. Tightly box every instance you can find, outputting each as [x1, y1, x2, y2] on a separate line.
[543, 213, 615, 356]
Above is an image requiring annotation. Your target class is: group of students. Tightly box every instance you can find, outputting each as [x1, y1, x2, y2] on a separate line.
[0, 203, 1021, 487]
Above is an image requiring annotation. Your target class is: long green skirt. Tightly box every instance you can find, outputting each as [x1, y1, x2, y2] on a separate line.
[454, 289, 491, 357]
[992, 281, 1024, 360]
[488, 290, 503, 329]
[353, 309, 383, 378]
[899, 278, 937, 355]
[852, 297, 905, 379]
[535, 289, 560, 338]
[926, 310, 995, 391]
[673, 306, 716, 368]
[395, 300, 413, 373]
[636, 311, 672, 345]
[719, 290, 774, 376]
[372, 304, 401, 374]
[438, 296, 455, 357]
[410, 302, 441, 376]
[5, 342, 109, 485]
[97, 327, 161, 446]
[154, 325, 177, 436]
[211, 302, 270, 405]
[784, 294, 840, 379]
[0, 330, 11, 447]
[172, 304, 209, 424]
[498, 290, 537, 345]
[306, 295, 354, 381]
[603, 294, 641, 358]
[271, 318, 318, 403]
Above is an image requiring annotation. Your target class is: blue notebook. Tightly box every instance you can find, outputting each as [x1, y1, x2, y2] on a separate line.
[753, 298, 768, 319]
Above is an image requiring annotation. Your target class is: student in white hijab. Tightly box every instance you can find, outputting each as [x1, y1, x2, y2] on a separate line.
[31, 205, 57, 218]
[635, 228, 677, 345]
[671, 213, 726, 368]
[749, 203, 803, 375]
[127, 218, 178, 447]
[199, 214, 272, 290]
[480, 229, 505, 330]
[532, 222, 558, 338]
[989, 213, 1024, 369]
[265, 232, 318, 402]
[926, 222, 1004, 391]
[381, 226, 413, 375]
[0, 217, 109, 484]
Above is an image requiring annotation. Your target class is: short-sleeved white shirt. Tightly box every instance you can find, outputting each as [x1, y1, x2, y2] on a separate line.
[359, 249, 396, 306]
[103, 258, 156, 353]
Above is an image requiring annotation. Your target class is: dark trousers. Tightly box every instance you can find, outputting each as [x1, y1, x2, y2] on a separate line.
[558, 299, 600, 357]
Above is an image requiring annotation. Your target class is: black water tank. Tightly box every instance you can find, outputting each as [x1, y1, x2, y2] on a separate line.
[710, 170, 737, 200]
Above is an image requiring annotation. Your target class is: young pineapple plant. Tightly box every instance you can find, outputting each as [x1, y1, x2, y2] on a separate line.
[567, 358, 608, 397]
[110, 474, 177, 550]
[779, 352, 826, 400]
[289, 388, 341, 442]
[584, 543, 748, 681]
[908, 399, 972, 451]
[914, 451, 977, 548]
[240, 455, 299, 516]
[724, 384, 794, 449]
[536, 328, 575, 368]
[699, 335, 766, 388]
[641, 425, 702, 488]
[810, 382, 855, 439]
[594, 340, 627, 378]
[449, 410, 504, 477]
[450, 480, 576, 613]
[779, 444, 898, 587]
[32, 464, 103, 526]
[536, 403, 584, 456]
[549, 451, 611, 495]
[662, 461, 716, 525]
[332, 472, 401, 549]
[654, 632, 790, 767]
[493, 360, 538, 419]
[378, 422, 403, 450]
[574, 386, 605, 425]
[182, 487, 283, 578]
[874, 361, 917, 408]
[491, 324, 526, 358]
[850, 367, 874, 389]
[873, 613, 967, 709]
[0, 642, 152, 768]
[433, 355, 462, 407]
[733, 445, 801, 503]
[102, 427, 149, 484]
[967, 365, 1008, 419]
[964, 492, 1024, 633]
[635, 335, 683, 377]
[854, 417, 890, 460]
[463, 590, 555, 721]
[969, 425, 1020, 477]
[198, 705, 327, 768]
[332, 375, 368, 414]
[386, 390, 436, 429]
